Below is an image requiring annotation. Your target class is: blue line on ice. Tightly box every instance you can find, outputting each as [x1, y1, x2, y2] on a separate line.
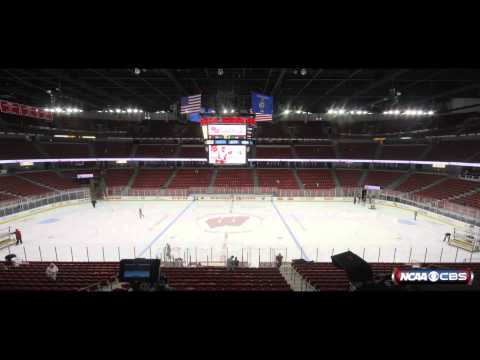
[271, 201, 310, 261]
[138, 200, 195, 257]
[291, 214, 307, 231]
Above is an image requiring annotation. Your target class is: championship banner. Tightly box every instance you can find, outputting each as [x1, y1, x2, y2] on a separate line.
[251, 92, 273, 121]
[0, 100, 53, 121]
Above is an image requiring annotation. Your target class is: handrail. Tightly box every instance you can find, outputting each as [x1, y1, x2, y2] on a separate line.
[0, 188, 90, 218]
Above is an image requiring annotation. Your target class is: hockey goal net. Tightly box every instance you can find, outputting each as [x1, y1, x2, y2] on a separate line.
[0, 226, 15, 250]
[448, 226, 480, 252]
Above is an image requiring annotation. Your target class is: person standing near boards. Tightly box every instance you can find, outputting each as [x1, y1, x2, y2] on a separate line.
[414, 211, 418, 221]
[139, 208, 144, 219]
[10, 229, 22, 245]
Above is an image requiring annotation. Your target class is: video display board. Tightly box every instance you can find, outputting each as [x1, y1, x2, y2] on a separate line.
[208, 124, 246, 139]
[208, 145, 247, 165]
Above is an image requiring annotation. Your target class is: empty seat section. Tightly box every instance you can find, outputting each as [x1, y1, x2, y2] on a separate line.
[94, 142, 133, 157]
[424, 140, 480, 161]
[214, 169, 254, 188]
[294, 146, 335, 159]
[338, 143, 377, 159]
[168, 169, 213, 188]
[150, 122, 179, 137]
[0, 175, 50, 196]
[335, 170, 363, 188]
[0, 192, 17, 203]
[362, 171, 402, 188]
[179, 124, 202, 138]
[291, 122, 325, 138]
[0, 261, 119, 291]
[255, 147, 293, 159]
[256, 169, 299, 189]
[136, 144, 178, 157]
[256, 124, 289, 138]
[159, 267, 291, 291]
[104, 169, 134, 188]
[19, 171, 78, 190]
[132, 169, 173, 188]
[292, 262, 349, 291]
[42, 143, 90, 158]
[0, 139, 42, 160]
[469, 153, 480, 163]
[293, 262, 480, 291]
[452, 192, 480, 209]
[415, 178, 480, 200]
[380, 145, 427, 160]
[394, 173, 445, 193]
[179, 147, 206, 157]
[296, 169, 335, 189]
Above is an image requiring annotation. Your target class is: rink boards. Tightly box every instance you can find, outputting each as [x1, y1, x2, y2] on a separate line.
[0, 194, 469, 232]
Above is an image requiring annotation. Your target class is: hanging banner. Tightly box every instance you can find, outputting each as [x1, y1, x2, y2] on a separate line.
[0, 100, 53, 121]
[251, 92, 273, 121]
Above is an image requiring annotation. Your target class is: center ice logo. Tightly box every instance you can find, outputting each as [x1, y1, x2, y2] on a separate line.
[207, 216, 249, 228]
[197, 213, 263, 233]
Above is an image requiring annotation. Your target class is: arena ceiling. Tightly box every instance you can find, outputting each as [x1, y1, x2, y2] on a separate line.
[1, 68, 480, 114]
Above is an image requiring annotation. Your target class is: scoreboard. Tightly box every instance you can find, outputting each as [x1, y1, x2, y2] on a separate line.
[200, 116, 256, 165]
[208, 145, 247, 165]
[208, 124, 246, 139]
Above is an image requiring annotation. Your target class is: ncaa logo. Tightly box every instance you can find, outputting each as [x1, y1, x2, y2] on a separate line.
[428, 271, 440, 282]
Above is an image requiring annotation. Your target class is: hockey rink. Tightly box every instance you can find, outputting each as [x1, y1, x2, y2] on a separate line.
[1, 199, 479, 265]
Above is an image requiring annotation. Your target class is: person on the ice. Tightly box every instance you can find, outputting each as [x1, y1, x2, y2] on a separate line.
[275, 253, 283, 268]
[91, 199, 97, 208]
[227, 256, 235, 271]
[10, 229, 22, 245]
[139, 208, 144, 219]
[354, 196, 357, 205]
[46, 263, 59, 281]
[444, 232, 451, 242]
[165, 243, 171, 261]
[414, 211, 418, 221]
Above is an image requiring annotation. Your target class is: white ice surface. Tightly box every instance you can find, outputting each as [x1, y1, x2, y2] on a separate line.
[1, 199, 479, 265]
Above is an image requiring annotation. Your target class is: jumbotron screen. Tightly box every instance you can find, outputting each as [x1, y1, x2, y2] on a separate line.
[208, 145, 246, 165]
[208, 124, 246, 139]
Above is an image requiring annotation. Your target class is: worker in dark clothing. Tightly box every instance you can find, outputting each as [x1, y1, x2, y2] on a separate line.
[10, 229, 22, 245]
[444, 233, 451, 242]
[275, 253, 283, 268]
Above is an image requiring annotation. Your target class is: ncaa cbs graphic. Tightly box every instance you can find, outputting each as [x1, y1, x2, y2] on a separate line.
[392, 268, 475, 286]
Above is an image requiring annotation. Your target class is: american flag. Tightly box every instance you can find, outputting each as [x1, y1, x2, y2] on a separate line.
[180, 94, 202, 114]
[254, 113, 273, 121]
